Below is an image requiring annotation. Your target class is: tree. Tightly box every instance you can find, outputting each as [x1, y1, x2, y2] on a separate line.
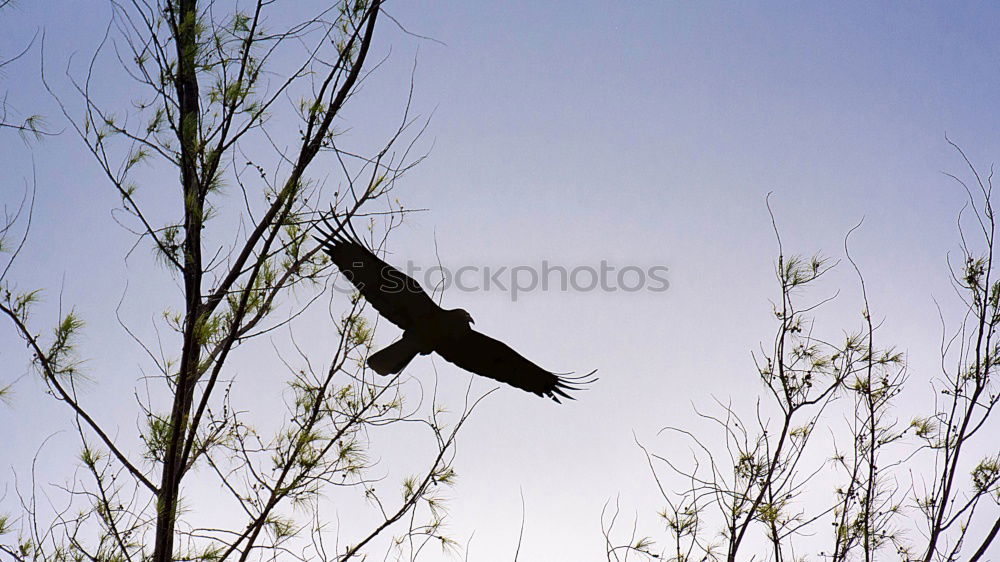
[0, 0, 47, 138]
[606, 151, 1000, 562]
[1, 1, 476, 560]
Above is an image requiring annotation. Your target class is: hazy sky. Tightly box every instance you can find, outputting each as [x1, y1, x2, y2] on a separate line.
[2, 2, 1000, 560]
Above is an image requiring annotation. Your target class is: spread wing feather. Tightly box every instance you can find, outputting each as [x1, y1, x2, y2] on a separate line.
[434, 329, 596, 403]
[315, 215, 441, 330]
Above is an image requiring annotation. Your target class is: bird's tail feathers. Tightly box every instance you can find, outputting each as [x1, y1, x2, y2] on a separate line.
[368, 338, 420, 375]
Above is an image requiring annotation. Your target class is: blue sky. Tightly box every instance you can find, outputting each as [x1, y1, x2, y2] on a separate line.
[2, 1, 1000, 559]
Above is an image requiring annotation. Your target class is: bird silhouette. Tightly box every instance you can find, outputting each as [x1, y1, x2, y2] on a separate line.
[315, 214, 595, 402]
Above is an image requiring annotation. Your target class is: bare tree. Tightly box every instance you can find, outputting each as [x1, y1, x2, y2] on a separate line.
[0, 0, 47, 138]
[1, 1, 477, 560]
[914, 140, 1000, 562]
[608, 155, 1000, 561]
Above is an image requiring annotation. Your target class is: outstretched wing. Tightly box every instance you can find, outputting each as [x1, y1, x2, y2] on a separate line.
[434, 329, 596, 403]
[315, 216, 441, 331]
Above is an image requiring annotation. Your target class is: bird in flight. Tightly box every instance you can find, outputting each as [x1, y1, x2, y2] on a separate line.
[315, 215, 595, 402]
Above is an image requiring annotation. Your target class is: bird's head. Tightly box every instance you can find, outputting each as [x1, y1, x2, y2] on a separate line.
[452, 308, 475, 325]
